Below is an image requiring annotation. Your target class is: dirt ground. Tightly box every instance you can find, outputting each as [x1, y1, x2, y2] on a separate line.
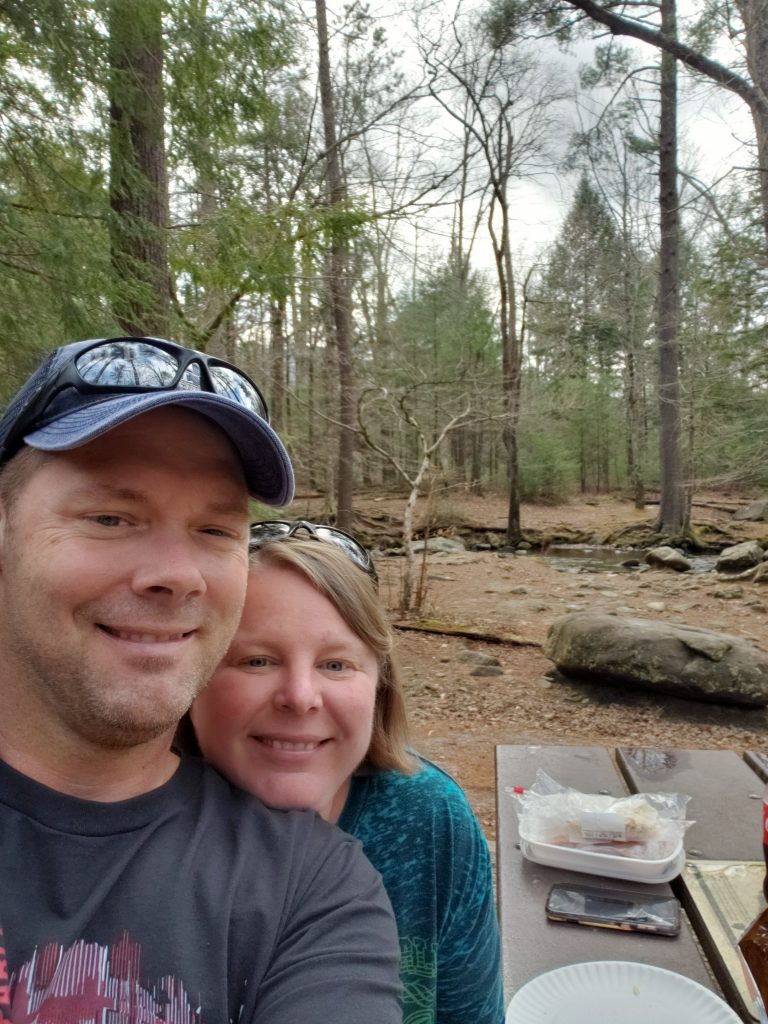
[286, 490, 768, 842]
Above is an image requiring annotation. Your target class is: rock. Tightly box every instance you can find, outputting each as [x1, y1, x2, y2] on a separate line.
[411, 536, 467, 554]
[508, 586, 529, 595]
[645, 546, 692, 572]
[646, 601, 666, 612]
[457, 648, 501, 667]
[733, 499, 768, 521]
[716, 540, 764, 572]
[709, 586, 745, 600]
[544, 610, 768, 707]
[469, 664, 505, 677]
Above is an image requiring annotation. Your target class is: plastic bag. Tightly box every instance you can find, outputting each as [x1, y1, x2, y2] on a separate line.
[508, 769, 693, 861]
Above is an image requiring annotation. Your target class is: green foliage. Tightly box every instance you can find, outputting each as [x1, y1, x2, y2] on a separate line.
[579, 43, 634, 89]
[387, 262, 498, 384]
[529, 175, 626, 377]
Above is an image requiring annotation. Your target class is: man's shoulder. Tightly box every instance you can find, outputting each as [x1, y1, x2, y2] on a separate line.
[184, 756, 373, 872]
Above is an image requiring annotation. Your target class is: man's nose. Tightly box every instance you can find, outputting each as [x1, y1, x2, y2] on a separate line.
[130, 531, 208, 600]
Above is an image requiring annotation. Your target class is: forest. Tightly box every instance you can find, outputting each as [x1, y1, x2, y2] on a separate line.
[1, 0, 766, 546]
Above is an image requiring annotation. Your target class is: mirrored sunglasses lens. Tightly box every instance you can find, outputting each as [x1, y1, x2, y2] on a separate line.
[315, 527, 370, 570]
[209, 366, 266, 417]
[250, 522, 291, 546]
[76, 341, 179, 386]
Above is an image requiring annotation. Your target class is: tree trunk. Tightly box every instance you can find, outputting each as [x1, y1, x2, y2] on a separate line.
[558, 0, 768, 251]
[491, 197, 522, 544]
[655, 0, 687, 535]
[269, 298, 287, 434]
[738, 0, 768, 248]
[108, 0, 170, 337]
[315, 0, 355, 530]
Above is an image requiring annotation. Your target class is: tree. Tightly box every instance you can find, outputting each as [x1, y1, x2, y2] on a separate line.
[357, 385, 474, 611]
[528, 176, 628, 492]
[315, 0, 357, 531]
[420, 8, 561, 541]
[486, 0, 768, 252]
[655, 0, 687, 535]
[108, 0, 171, 336]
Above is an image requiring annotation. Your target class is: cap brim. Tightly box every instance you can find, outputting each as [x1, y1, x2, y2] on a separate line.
[23, 391, 294, 506]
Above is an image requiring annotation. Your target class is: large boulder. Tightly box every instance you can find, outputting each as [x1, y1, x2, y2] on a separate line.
[716, 540, 765, 573]
[733, 499, 768, 522]
[544, 611, 768, 707]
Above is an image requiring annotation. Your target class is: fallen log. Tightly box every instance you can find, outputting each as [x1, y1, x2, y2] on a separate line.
[392, 618, 541, 648]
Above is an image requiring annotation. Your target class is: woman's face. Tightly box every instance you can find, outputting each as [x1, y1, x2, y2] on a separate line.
[191, 562, 379, 822]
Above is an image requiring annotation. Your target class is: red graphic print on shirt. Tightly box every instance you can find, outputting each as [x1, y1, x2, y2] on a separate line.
[0, 928, 201, 1022]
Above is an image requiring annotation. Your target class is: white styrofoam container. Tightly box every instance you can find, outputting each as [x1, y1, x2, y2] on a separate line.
[518, 825, 685, 884]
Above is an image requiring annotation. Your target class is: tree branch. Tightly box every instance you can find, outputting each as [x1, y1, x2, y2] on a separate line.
[562, 0, 761, 113]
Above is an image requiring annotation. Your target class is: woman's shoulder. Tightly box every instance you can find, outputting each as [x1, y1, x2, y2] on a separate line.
[359, 754, 476, 817]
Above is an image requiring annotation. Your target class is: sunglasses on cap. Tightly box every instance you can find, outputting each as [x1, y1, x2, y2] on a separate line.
[249, 520, 378, 582]
[4, 336, 269, 453]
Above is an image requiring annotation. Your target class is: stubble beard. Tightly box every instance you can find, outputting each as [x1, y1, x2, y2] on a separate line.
[7, 624, 229, 751]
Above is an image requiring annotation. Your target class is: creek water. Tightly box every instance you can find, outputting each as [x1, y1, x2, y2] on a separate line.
[540, 544, 718, 575]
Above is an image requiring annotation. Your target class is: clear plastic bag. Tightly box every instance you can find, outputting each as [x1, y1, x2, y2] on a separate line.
[509, 769, 693, 861]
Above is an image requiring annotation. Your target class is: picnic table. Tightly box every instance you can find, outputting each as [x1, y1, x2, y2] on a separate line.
[496, 744, 767, 1022]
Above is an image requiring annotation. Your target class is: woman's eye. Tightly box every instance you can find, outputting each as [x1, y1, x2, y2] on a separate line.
[322, 660, 346, 673]
[244, 656, 271, 669]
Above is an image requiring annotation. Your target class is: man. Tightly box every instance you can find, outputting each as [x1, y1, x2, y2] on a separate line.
[0, 337, 401, 1022]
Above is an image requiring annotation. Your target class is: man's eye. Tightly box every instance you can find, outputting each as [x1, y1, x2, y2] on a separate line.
[201, 525, 246, 541]
[91, 514, 126, 527]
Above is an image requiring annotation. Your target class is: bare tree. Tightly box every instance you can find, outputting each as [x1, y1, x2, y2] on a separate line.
[419, 9, 562, 542]
[357, 386, 473, 611]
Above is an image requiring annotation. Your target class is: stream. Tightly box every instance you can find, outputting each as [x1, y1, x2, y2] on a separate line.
[540, 544, 719, 575]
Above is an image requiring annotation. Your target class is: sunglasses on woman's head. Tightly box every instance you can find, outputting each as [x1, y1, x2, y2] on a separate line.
[249, 520, 378, 582]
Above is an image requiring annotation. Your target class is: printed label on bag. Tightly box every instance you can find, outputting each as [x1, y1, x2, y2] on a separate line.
[579, 811, 627, 842]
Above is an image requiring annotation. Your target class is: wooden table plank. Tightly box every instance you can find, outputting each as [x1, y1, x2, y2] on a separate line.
[495, 744, 715, 1000]
[617, 747, 764, 860]
[618, 746, 765, 1021]
[744, 751, 768, 783]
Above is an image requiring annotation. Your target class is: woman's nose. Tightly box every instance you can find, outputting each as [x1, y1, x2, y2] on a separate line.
[273, 666, 323, 713]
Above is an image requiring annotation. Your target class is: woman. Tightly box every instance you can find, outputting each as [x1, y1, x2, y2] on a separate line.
[189, 521, 505, 1024]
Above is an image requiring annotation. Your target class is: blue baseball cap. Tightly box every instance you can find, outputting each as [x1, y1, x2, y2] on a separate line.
[0, 338, 295, 506]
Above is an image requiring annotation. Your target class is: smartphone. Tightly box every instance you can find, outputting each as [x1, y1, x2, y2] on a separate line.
[545, 882, 681, 937]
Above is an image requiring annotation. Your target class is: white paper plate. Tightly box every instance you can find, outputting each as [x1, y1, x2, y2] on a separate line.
[505, 960, 742, 1024]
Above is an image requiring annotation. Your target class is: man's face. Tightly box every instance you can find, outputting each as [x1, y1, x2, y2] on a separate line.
[0, 407, 251, 750]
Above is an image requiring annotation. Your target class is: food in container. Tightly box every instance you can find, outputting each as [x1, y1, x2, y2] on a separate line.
[510, 770, 692, 884]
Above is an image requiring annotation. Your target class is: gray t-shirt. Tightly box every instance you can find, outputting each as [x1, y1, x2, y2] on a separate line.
[0, 755, 401, 1022]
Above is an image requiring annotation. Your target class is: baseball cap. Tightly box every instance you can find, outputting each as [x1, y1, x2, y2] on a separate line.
[0, 337, 295, 506]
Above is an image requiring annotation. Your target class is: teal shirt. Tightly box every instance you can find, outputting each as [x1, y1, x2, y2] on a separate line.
[339, 755, 505, 1024]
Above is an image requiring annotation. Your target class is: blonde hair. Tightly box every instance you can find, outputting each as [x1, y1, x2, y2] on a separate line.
[249, 537, 415, 775]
